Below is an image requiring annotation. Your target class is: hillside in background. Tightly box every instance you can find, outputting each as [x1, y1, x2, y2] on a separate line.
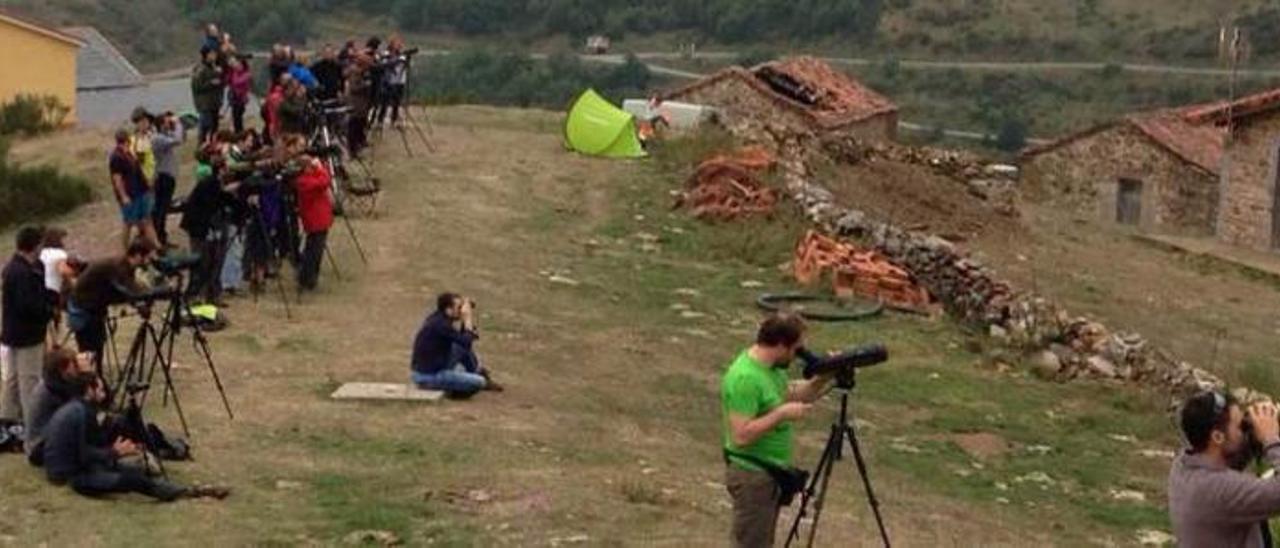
[7, 0, 1278, 70]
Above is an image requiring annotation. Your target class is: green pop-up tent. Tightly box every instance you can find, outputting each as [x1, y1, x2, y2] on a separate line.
[564, 89, 646, 158]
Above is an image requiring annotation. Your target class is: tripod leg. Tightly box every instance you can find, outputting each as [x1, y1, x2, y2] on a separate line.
[844, 425, 891, 548]
[340, 212, 369, 265]
[151, 318, 192, 438]
[192, 330, 234, 420]
[803, 426, 842, 548]
[398, 124, 414, 157]
[786, 423, 841, 548]
[325, 244, 343, 281]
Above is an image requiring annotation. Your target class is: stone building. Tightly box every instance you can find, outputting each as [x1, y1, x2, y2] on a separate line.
[1021, 108, 1223, 236]
[1196, 89, 1280, 250]
[0, 10, 82, 123]
[662, 56, 898, 145]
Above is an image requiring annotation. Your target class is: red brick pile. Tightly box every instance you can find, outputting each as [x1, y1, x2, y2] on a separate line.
[676, 146, 779, 221]
[793, 230, 934, 312]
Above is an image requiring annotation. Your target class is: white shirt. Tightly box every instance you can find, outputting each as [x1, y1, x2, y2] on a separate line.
[39, 247, 68, 292]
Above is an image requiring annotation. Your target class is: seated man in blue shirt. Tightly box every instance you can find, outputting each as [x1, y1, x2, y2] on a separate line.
[410, 293, 503, 397]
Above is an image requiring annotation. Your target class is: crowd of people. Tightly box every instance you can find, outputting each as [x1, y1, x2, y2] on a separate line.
[0, 22, 506, 504]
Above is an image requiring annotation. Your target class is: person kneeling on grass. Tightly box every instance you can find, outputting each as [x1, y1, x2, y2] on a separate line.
[42, 373, 229, 502]
[410, 293, 503, 398]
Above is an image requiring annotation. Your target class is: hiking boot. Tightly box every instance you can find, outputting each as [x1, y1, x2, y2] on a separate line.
[483, 380, 504, 392]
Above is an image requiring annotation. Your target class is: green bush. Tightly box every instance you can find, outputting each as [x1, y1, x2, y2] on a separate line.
[0, 94, 69, 137]
[411, 48, 653, 109]
[0, 141, 94, 229]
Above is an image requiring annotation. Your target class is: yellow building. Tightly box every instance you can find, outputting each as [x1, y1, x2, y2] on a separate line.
[0, 10, 82, 124]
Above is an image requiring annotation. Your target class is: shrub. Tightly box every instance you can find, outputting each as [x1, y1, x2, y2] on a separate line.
[0, 142, 94, 229]
[0, 94, 69, 136]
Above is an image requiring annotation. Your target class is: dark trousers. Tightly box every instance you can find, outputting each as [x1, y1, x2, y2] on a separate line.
[67, 464, 184, 500]
[152, 173, 176, 247]
[70, 309, 107, 373]
[347, 112, 368, 156]
[198, 109, 219, 144]
[188, 233, 225, 304]
[377, 84, 406, 124]
[231, 101, 247, 134]
[299, 230, 327, 290]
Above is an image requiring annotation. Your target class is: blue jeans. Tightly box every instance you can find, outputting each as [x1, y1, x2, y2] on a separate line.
[220, 226, 244, 291]
[411, 344, 485, 396]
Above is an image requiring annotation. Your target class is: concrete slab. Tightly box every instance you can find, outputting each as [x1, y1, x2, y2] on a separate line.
[330, 382, 443, 402]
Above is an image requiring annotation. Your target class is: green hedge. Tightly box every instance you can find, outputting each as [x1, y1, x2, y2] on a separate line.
[0, 140, 94, 230]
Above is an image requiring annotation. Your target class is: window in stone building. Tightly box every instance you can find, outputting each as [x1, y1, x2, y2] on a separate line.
[1117, 178, 1143, 226]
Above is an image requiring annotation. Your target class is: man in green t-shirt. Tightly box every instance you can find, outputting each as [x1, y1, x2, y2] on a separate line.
[721, 313, 834, 548]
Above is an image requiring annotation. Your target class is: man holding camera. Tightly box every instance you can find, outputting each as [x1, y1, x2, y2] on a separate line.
[1170, 391, 1280, 547]
[721, 313, 834, 548]
[410, 293, 502, 397]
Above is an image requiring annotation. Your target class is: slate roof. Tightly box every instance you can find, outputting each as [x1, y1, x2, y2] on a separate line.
[61, 26, 144, 90]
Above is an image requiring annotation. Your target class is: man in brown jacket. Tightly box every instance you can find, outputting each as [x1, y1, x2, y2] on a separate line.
[1169, 392, 1280, 547]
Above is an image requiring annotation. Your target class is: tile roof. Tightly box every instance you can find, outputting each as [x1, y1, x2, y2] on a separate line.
[62, 27, 144, 90]
[663, 56, 897, 130]
[1183, 88, 1280, 124]
[1024, 104, 1224, 174]
[756, 56, 898, 126]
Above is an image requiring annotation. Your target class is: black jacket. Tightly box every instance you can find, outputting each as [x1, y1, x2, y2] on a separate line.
[1, 253, 54, 347]
[410, 311, 478, 375]
[180, 175, 232, 240]
[310, 59, 343, 100]
[43, 398, 115, 482]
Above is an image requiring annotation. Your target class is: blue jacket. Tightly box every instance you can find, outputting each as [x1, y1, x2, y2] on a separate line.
[411, 311, 477, 375]
[43, 399, 114, 482]
[288, 63, 319, 90]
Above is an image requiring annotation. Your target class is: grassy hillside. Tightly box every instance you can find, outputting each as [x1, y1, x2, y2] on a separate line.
[0, 106, 1184, 546]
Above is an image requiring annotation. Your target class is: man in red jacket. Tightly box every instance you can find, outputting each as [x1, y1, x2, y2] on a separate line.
[286, 136, 334, 291]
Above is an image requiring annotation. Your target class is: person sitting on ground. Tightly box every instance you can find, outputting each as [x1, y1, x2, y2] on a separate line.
[1169, 392, 1280, 547]
[410, 293, 503, 397]
[24, 347, 91, 463]
[43, 373, 228, 501]
[66, 240, 155, 371]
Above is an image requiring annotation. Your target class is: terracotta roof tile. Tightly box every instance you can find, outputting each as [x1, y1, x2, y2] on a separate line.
[756, 56, 897, 126]
[1024, 104, 1224, 174]
[1183, 88, 1280, 124]
[1126, 109, 1224, 173]
[662, 56, 896, 130]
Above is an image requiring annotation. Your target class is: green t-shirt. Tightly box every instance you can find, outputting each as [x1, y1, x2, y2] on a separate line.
[721, 349, 791, 471]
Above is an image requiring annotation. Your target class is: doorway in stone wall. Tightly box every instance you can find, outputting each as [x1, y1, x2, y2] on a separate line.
[1117, 178, 1142, 226]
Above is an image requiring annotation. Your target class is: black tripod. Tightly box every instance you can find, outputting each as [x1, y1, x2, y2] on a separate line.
[785, 373, 891, 548]
[371, 55, 434, 156]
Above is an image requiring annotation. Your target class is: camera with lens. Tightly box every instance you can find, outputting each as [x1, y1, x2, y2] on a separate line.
[797, 344, 888, 387]
[152, 252, 202, 277]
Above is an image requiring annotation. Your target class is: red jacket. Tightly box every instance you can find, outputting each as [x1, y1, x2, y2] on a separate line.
[263, 86, 285, 138]
[294, 158, 333, 233]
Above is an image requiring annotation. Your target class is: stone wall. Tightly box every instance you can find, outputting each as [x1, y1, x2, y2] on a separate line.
[1219, 112, 1280, 250]
[1022, 124, 1218, 236]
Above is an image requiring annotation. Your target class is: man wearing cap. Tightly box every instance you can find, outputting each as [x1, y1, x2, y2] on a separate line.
[1170, 391, 1280, 547]
[109, 129, 158, 251]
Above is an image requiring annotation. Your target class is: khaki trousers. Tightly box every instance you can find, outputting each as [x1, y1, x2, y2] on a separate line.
[726, 466, 781, 548]
[0, 344, 43, 421]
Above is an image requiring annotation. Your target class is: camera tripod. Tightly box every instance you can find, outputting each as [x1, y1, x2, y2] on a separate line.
[245, 192, 293, 319]
[370, 57, 434, 156]
[110, 275, 235, 439]
[785, 373, 891, 548]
